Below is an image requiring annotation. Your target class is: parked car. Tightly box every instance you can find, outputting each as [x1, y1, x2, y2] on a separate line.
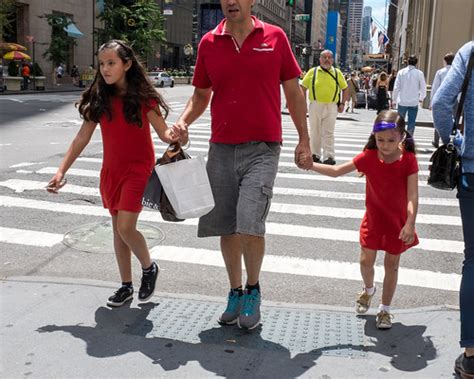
[147, 72, 174, 88]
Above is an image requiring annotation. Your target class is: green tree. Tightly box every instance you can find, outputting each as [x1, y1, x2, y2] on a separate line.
[0, 0, 16, 38]
[41, 14, 77, 66]
[96, 0, 166, 59]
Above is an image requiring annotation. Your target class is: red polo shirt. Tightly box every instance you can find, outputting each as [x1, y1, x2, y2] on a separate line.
[193, 16, 301, 144]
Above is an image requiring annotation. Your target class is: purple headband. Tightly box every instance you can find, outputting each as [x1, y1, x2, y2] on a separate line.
[372, 121, 397, 133]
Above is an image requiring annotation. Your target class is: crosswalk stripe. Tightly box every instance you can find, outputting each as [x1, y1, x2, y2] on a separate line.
[270, 203, 460, 226]
[149, 245, 461, 292]
[0, 195, 463, 254]
[0, 179, 458, 208]
[0, 227, 459, 291]
[31, 166, 432, 187]
[0, 226, 63, 247]
[75, 155, 432, 172]
[171, 136, 434, 163]
[0, 179, 459, 225]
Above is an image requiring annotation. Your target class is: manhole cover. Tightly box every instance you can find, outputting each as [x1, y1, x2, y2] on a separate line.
[63, 221, 165, 253]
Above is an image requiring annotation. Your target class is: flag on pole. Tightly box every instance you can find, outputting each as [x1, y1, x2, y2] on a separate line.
[378, 31, 384, 47]
[371, 17, 377, 37]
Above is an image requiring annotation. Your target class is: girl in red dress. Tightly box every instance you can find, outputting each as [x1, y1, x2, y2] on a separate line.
[47, 40, 187, 307]
[306, 110, 419, 329]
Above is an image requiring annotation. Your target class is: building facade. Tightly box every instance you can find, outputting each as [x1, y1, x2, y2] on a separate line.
[360, 6, 372, 55]
[347, 0, 363, 69]
[2, 0, 98, 84]
[391, 0, 474, 89]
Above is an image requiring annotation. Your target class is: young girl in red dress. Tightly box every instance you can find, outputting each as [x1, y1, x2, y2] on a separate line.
[47, 40, 188, 307]
[306, 110, 419, 329]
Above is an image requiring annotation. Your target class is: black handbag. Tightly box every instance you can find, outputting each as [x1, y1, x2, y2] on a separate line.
[142, 143, 190, 222]
[428, 49, 474, 190]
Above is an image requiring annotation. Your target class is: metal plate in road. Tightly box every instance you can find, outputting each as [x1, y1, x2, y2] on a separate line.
[63, 221, 165, 253]
[128, 298, 368, 358]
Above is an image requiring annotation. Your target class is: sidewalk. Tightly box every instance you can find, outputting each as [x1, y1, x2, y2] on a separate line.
[0, 83, 83, 95]
[1, 276, 460, 378]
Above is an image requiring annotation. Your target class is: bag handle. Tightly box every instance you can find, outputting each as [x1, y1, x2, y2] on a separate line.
[165, 142, 182, 159]
[452, 48, 474, 135]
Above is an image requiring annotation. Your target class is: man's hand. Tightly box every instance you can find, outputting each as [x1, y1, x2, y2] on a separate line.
[337, 103, 345, 113]
[295, 141, 312, 170]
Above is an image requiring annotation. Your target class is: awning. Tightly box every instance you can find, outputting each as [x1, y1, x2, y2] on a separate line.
[64, 19, 84, 38]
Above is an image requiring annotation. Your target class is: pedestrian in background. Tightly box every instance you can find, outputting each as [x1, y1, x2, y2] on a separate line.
[301, 49, 349, 165]
[375, 71, 389, 114]
[345, 71, 359, 113]
[71, 64, 80, 87]
[21, 61, 30, 90]
[54, 63, 64, 86]
[304, 110, 419, 330]
[430, 52, 455, 148]
[47, 40, 187, 308]
[432, 40, 474, 379]
[388, 69, 397, 107]
[173, 0, 312, 330]
[392, 55, 427, 136]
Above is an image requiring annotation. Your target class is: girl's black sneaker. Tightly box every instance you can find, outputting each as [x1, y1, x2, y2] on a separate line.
[139, 262, 160, 302]
[107, 286, 133, 307]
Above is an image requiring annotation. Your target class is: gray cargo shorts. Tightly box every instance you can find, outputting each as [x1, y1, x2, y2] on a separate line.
[198, 141, 281, 238]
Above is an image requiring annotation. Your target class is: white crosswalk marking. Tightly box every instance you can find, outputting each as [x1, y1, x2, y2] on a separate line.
[0, 100, 463, 297]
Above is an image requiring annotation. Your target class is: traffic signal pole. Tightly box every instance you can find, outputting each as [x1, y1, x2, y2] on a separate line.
[287, 1, 295, 53]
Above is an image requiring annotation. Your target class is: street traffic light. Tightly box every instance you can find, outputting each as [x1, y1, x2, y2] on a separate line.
[286, 0, 295, 7]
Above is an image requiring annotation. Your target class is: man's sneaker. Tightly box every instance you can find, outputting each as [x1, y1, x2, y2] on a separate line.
[454, 353, 474, 378]
[107, 286, 133, 307]
[138, 262, 159, 302]
[376, 310, 393, 329]
[355, 288, 376, 314]
[237, 289, 261, 330]
[312, 154, 321, 163]
[218, 289, 243, 325]
[323, 157, 336, 165]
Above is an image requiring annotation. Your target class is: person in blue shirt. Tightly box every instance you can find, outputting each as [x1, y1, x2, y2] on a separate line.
[432, 40, 474, 378]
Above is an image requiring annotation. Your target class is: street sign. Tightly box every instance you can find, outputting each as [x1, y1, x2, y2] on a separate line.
[294, 14, 310, 22]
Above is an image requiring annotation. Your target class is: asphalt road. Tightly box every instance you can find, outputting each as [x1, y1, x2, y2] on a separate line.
[0, 86, 462, 313]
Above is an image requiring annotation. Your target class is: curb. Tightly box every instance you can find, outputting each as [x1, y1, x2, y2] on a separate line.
[2, 276, 459, 314]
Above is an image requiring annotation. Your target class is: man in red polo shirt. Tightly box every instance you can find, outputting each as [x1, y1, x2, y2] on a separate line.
[173, 0, 312, 330]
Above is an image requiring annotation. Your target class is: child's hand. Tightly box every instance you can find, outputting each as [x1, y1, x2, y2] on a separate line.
[171, 122, 189, 145]
[46, 174, 67, 194]
[399, 223, 415, 244]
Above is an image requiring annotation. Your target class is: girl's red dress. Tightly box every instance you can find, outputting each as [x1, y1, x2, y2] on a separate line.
[353, 148, 419, 254]
[99, 97, 157, 215]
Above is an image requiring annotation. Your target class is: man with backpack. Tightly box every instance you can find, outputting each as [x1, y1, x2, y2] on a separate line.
[301, 50, 348, 165]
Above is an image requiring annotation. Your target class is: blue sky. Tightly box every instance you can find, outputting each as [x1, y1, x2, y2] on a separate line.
[362, 0, 388, 52]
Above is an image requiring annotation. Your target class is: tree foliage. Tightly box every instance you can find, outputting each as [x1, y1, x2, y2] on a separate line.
[0, 0, 16, 38]
[41, 14, 77, 66]
[96, 0, 166, 59]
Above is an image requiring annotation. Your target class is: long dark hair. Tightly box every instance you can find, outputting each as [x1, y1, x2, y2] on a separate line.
[364, 110, 416, 153]
[77, 39, 169, 127]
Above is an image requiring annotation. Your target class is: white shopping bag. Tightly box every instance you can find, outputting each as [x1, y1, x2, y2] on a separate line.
[156, 155, 215, 219]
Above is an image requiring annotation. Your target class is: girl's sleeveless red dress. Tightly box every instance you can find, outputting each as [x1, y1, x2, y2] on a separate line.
[99, 97, 157, 215]
[353, 148, 419, 254]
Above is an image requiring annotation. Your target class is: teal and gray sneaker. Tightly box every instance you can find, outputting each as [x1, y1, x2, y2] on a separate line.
[237, 289, 261, 330]
[218, 289, 242, 325]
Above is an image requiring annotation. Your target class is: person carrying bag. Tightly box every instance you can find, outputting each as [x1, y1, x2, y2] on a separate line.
[428, 48, 474, 190]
